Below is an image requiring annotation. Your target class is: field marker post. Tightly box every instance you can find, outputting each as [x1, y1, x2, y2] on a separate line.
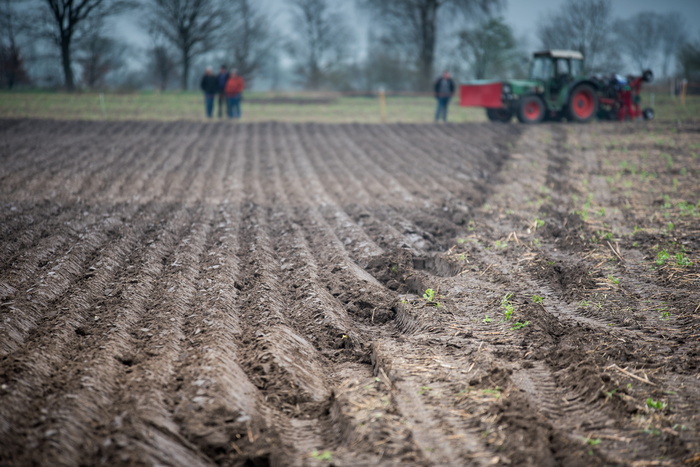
[99, 93, 106, 117]
[378, 87, 387, 123]
[680, 80, 688, 107]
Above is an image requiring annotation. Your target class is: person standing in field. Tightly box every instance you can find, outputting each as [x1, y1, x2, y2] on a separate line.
[216, 65, 229, 118]
[224, 69, 245, 119]
[200, 66, 219, 118]
[434, 70, 455, 122]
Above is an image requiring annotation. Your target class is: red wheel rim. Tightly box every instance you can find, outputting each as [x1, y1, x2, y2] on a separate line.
[524, 100, 541, 120]
[572, 89, 594, 118]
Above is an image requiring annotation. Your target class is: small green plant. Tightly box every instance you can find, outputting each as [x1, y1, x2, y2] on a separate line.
[510, 321, 530, 330]
[501, 293, 514, 320]
[675, 252, 693, 267]
[655, 250, 671, 266]
[422, 288, 442, 307]
[532, 295, 544, 304]
[481, 387, 501, 398]
[585, 437, 601, 446]
[579, 300, 591, 308]
[533, 218, 545, 229]
[419, 386, 431, 395]
[660, 310, 671, 320]
[493, 239, 508, 249]
[310, 449, 333, 462]
[646, 398, 667, 411]
[607, 274, 620, 285]
[482, 315, 492, 324]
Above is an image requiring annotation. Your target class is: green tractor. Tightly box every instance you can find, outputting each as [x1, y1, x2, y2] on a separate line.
[460, 50, 600, 123]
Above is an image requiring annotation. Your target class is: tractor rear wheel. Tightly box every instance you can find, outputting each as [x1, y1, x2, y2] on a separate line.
[567, 84, 598, 123]
[486, 107, 513, 123]
[516, 95, 546, 124]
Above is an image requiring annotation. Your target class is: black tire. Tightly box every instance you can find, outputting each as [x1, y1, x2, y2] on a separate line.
[567, 84, 599, 123]
[516, 95, 546, 124]
[486, 107, 513, 123]
[643, 107, 655, 120]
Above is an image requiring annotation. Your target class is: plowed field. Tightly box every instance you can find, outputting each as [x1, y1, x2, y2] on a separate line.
[1, 118, 699, 466]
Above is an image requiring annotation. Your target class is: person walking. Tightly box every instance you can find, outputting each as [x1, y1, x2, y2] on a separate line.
[434, 70, 455, 122]
[224, 70, 245, 119]
[200, 66, 219, 118]
[216, 65, 229, 118]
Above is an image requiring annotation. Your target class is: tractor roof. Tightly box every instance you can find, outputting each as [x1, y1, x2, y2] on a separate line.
[534, 50, 584, 60]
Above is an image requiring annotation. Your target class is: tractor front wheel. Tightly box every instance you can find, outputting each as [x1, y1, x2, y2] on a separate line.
[517, 95, 546, 124]
[486, 107, 513, 123]
[567, 84, 598, 123]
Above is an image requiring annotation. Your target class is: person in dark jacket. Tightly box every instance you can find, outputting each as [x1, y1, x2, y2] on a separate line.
[434, 71, 455, 122]
[216, 65, 229, 118]
[200, 66, 219, 118]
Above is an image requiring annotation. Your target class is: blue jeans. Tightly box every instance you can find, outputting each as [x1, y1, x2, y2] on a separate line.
[227, 95, 241, 119]
[204, 94, 215, 118]
[435, 97, 451, 122]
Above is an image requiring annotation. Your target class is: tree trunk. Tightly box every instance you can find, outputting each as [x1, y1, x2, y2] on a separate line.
[181, 53, 190, 90]
[61, 36, 75, 91]
[418, 0, 438, 90]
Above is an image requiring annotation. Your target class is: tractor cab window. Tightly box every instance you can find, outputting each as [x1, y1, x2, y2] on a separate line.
[555, 59, 569, 78]
[530, 57, 551, 81]
[570, 59, 583, 77]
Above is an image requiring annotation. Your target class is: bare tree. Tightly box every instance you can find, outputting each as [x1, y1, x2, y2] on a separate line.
[658, 12, 687, 78]
[224, 0, 275, 86]
[678, 36, 700, 81]
[143, 0, 227, 90]
[35, 0, 133, 90]
[149, 44, 176, 91]
[459, 16, 519, 80]
[0, 0, 32, 88]
[361, 0, 501, 90]
[614, 12, 660, 72]
[286, 0, 352, 90]
[537, 0, 615, 72]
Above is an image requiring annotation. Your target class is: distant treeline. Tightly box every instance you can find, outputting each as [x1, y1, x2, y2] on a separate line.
[2, 0, 700, 92]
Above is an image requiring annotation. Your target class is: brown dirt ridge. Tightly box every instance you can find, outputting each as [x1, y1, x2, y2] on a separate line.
[0, 118, 698, 466]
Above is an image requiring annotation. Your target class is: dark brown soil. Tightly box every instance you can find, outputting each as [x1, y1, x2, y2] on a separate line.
[0, 118, 698, 466]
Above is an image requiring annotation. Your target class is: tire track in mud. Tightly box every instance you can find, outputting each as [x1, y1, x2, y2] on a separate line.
[458, 124, 699, 464]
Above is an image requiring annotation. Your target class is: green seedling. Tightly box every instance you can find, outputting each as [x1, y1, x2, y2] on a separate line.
[607, 275, 620, 285]
[481, 388, 501, 399]
[482, 315, 492, 324]
[655, 250, 671, 266]
[586, 437, 601, 446]
[579, 300, 591, 308]
[532, 295, 544, 304]
[646, 398, 667, 411]
[510, 321, 530, 330]
[310, 450, 333, 462]
[419, 386, 431, 395]
[533, 218, 545, 229]
[494, 239, 508, 249]
[423, 288, 435, 301]
[501, 293, 514, 321]
[675, 252, 693, 267]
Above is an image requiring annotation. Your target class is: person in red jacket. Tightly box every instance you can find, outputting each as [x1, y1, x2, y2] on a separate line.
[224, 70, 245, 119]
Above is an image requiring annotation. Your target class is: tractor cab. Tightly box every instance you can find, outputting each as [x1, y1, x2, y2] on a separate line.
[529, 50, 585, 107]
